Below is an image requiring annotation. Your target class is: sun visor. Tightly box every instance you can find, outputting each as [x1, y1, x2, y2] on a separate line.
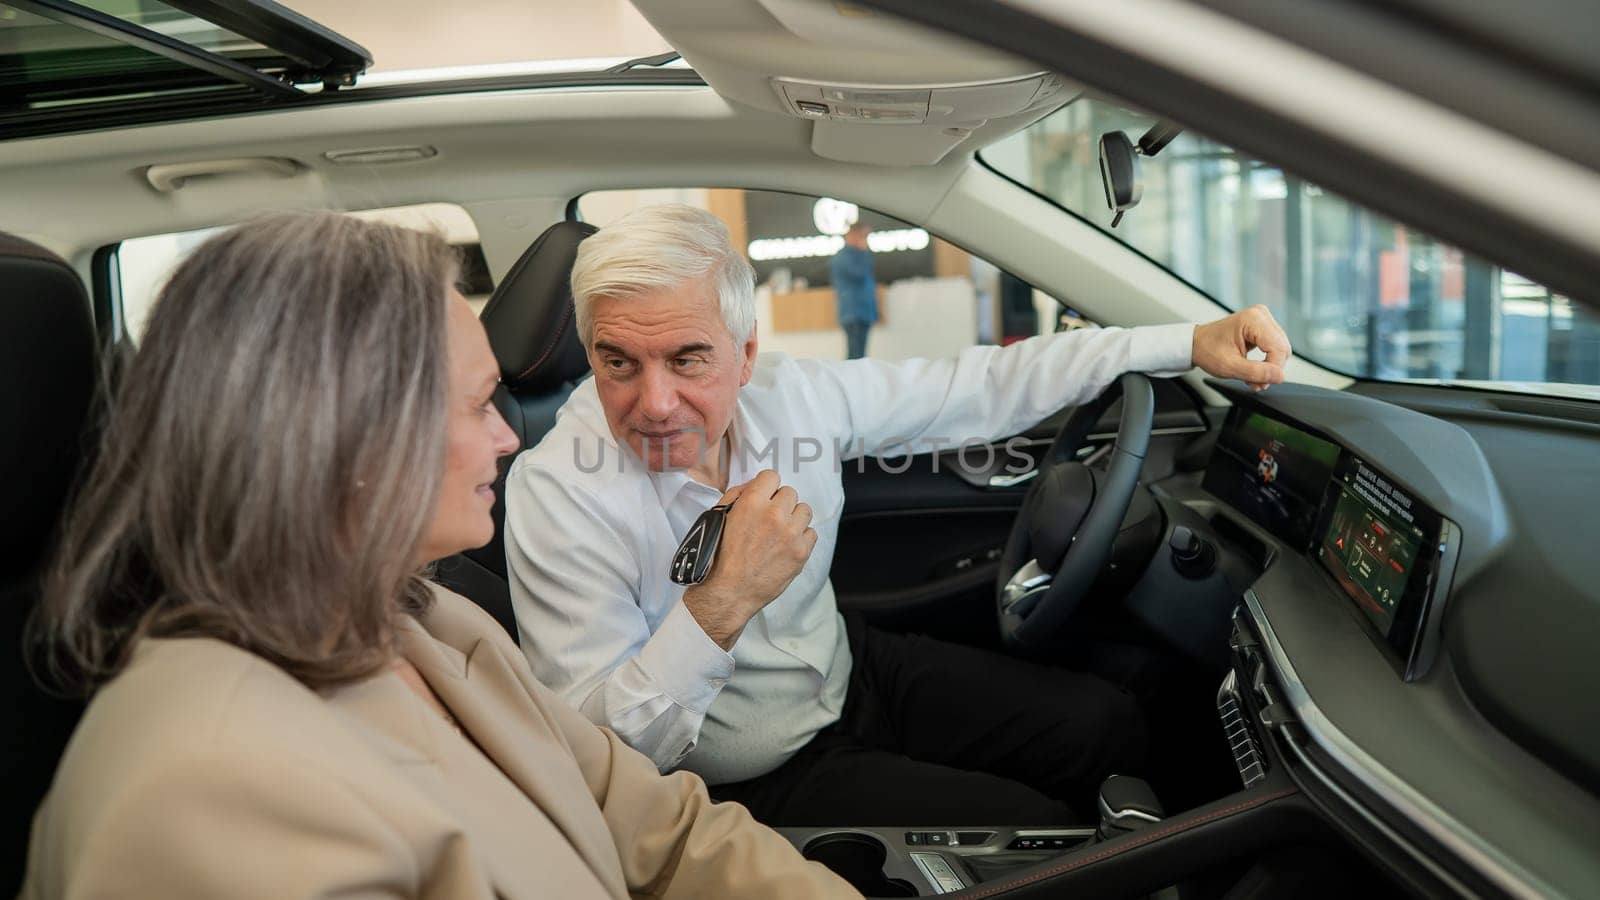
[806, 122, 966, 166]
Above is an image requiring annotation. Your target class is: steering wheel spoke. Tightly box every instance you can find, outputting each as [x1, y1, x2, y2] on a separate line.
[1000, 558, 1053, 617]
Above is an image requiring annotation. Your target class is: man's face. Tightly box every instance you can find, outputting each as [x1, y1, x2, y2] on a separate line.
[846, 225, 871, 249]
[588, 278, 756, 472]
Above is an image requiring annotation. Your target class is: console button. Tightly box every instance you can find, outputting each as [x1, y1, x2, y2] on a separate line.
[1008, 836, 1071, 850]
[904, 831, 922, 845]
[926, 831, 949, 845]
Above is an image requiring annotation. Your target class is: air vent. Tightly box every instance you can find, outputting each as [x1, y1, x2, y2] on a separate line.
[323, 145, 439, 166]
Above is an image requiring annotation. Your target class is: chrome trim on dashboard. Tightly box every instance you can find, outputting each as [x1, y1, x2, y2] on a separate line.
[1242, 590, 1554, 899]
[1276, 709, 1474, 897]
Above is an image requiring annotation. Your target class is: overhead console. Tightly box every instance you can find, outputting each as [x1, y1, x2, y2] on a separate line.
[770, 73, 1074, 165]
[630, 0, 1081, 165]
[1199, 381, 1503, 679]
[771, 72, 1071, 127]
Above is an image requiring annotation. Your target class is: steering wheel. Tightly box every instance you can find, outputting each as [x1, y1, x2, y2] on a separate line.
[995, 372, 1155, 649]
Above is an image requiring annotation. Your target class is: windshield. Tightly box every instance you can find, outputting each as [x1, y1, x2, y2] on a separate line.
[983, 98, 1600, 399]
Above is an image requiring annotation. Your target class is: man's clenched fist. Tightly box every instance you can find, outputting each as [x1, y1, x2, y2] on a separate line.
[682, 469, 818, 650]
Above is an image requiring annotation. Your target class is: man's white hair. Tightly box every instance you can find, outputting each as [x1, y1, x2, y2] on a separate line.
[571, 203, 756, 345]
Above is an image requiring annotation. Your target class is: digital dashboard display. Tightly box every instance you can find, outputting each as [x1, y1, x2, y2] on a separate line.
[1316, 458, 1428, 637]
[1318, 454, 1446, 643]
[1202, 398, 1458, 678]
[1202, 408, 1342, 548]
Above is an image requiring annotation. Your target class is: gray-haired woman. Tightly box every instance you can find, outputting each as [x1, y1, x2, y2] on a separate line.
[22, 212, 855, 900]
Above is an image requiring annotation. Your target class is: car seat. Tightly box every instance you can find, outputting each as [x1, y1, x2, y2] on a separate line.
[433, 221, 596, 636]
[1, 231, 99, 894]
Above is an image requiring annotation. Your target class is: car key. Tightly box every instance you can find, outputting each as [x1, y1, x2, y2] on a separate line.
[671, 502, 733, 586]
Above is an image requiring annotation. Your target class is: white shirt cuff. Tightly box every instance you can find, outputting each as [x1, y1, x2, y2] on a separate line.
[1129, 322, 1196, 374]
[634, 598, 736, 714]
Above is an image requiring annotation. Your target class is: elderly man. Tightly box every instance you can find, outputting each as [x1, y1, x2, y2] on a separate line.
[505, 204, 1290, 826]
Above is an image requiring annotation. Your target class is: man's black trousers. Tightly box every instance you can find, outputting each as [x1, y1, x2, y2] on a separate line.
[707, 615, 1148, 825]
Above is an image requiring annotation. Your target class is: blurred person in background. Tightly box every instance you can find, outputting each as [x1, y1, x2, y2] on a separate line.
[830, 221, 878, 359]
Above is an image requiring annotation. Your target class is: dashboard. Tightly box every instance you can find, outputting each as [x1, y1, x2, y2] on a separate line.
[1158, 380, 1600, 899]
[1201, 403, 1460, 679]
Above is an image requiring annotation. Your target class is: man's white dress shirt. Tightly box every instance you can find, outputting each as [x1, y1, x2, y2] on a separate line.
[504, 324, 1194, 785]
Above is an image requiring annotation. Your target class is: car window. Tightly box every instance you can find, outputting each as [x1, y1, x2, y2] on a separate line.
[982, 98, 1600, 399]
[111, 202, 494, 344]
[578, 188, 1094, 363]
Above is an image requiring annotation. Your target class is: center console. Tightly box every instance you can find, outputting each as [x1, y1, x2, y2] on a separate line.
[776, 825, 1095, 895]
[769, 611, 1324, 897]
[775, 776, 1183, 895]
[774, 767, 1316, 898]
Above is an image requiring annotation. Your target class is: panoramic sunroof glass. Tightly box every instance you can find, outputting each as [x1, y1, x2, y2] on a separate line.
[79, 0, 267, 56]
[0, 0, 288, 107]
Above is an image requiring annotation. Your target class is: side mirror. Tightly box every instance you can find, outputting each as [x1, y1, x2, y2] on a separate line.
[1098, 132, 1143, 228]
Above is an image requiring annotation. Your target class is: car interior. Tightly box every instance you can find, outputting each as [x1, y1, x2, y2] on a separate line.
[5, 1, 1600, 898]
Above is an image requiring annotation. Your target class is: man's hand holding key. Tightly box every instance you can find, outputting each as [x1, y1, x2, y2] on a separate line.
[683, 469, 818, 651]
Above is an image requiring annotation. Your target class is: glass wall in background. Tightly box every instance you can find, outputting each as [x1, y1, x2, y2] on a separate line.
[579, 188, 1086, 363]
[983, 99, 1600, 395]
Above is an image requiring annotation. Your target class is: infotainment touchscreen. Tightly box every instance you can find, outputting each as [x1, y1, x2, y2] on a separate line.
[1316, 460, 1427, 636]
[1202, 406, 1341, 547]
[1314, 453, 1453, 672]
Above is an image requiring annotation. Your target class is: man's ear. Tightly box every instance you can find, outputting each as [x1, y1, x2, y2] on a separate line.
[739, 326, 759, 386]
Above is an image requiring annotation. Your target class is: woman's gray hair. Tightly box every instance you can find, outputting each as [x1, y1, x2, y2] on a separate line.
[35, 211, 458, 692]
[570, 203, 756, 345]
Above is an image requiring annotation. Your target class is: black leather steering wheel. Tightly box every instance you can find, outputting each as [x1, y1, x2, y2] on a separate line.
[995, 373, 1155, 649]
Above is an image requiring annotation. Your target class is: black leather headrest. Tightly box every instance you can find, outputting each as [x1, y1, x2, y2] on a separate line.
[480, 220, 597, 394]
[0, 233, 97, 576]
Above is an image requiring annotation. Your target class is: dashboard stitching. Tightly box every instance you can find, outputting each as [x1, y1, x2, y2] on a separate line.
[956, 786, 1300, 898]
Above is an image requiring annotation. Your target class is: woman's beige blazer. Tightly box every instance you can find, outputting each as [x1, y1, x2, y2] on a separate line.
[23, 586, 858, 899]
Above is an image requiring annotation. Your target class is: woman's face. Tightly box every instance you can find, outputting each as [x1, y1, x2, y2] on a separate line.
[416, 292, 519, 564]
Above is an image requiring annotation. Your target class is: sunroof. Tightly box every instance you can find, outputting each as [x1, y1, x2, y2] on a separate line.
[2, 4, 263, 107]
[0, 1, 701, 141]
[0, 0, 370, 110]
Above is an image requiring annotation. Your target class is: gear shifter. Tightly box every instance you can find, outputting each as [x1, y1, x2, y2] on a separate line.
[1095, 775, 1165, 842]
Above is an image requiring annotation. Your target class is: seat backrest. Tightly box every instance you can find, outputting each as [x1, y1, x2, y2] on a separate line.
[433, 221, 596, 637]
[1, 232, 99, 894]
[481, 220, 597, 448]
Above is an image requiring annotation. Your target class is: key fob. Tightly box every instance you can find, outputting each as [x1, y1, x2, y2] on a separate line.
[671, 503, 732, 586]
